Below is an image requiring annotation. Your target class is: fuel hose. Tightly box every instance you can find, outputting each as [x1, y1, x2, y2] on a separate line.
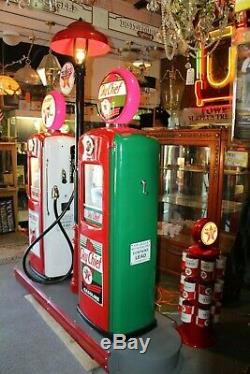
[22, 190, 74, 284]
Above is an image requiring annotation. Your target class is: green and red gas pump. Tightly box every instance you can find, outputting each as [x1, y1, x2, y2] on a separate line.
[76, 68, 160, 335]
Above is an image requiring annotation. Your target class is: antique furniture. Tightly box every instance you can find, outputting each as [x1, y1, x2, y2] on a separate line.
[145, 128, 250, 275]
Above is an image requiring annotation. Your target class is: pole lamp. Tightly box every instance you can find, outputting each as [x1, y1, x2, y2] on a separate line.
[50, 19, 110, 292]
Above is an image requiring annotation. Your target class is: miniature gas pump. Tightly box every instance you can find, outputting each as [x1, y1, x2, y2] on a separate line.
[77, 68, 159, 335]
[178, 218, 226, 348]
[26, 91, 74, 279]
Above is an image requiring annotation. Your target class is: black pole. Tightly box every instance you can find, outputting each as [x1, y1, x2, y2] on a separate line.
[74, 63, 85, 225]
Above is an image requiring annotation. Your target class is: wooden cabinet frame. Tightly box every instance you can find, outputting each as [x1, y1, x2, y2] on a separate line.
[145, 128, 229, 275]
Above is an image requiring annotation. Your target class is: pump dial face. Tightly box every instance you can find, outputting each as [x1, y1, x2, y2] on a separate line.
[200, 222, 218, 246]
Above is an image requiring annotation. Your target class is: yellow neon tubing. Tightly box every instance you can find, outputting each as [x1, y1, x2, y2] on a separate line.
[207, 46, 236, 89]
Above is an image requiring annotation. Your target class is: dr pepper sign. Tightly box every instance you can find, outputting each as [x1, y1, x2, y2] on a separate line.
[41, 90, 66, 131]
[98, 67, 140, 124]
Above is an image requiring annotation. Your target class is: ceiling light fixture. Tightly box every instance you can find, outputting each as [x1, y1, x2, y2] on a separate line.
[0, 75, 21, 95]
[36, 22, 61, 87]
[147, 0, 235, 60]
[2, 31, 21, 46]
[14, 36, 41, 85]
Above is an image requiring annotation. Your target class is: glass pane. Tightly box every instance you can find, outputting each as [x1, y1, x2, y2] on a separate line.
[30, 157, 40, 201]
[84, 164, 103, 226]
[158, 145, 210, 240]
[221, 148, 250, 234]
[0, 150, 14, 186]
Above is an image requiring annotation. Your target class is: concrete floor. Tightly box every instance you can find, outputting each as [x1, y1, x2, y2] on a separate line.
[0, 231, 28, 265]
[0, 233, 250, 374]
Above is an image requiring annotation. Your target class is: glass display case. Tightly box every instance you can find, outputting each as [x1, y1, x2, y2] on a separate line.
[219, 145, 250, 254]
[159, 144, 210, 239]
[145, 128, 250, 275]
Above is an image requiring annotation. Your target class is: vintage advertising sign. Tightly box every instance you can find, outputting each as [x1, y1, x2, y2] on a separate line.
[80, 235, 103, 305]
[41, 90, 66, 130]
[98, 67, 140, 124]
[235, 0, 250, 12]
[60, 62, 75, 96]
[6, 0, 93, 23]
[180, 105, 231, 126]
[108, 12, 162, 43]
[200, 222, 218, 246]
[225, 150, 248, 167]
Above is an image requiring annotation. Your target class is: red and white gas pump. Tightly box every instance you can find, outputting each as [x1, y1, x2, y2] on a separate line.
[24, 91, 75, 281]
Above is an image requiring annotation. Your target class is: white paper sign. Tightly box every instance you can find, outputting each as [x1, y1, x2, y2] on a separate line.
[186, 68, 195, 85]
[130, 240, 151, 266]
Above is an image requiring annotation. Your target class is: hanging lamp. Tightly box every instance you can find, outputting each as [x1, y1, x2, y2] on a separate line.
[0, 75, 21, 96]
[50, 18, 110, 294]
[37, 50, 61, 87]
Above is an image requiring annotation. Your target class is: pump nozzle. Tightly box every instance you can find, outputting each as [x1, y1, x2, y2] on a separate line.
[52, 185, 60, 200]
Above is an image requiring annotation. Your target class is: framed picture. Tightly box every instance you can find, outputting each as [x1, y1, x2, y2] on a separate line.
[232, 42, 250, 140]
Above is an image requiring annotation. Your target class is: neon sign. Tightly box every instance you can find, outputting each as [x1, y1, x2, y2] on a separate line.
[195, 26, 235, 107]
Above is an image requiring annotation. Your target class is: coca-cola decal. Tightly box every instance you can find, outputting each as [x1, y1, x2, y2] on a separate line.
[80, 235, 103, 305]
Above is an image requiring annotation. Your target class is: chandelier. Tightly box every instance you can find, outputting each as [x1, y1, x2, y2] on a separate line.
[147, 0, 234, 60]
[5, 0, 95, 12]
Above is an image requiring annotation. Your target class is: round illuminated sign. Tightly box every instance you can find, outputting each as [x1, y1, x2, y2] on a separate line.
[41, 90, 66, 130]
[200, 222, 218, 246]
[98, 67, 140, 124]
[60, 62, 75, 96]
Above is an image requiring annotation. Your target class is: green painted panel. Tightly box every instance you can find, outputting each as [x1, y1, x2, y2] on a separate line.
[109, 133, 159, 334]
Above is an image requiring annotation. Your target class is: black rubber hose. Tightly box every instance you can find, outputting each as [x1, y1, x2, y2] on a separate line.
[22, 191, 74, 284]
[53, 197, 74, 261]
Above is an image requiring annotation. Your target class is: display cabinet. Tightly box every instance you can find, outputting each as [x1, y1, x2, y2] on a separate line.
[0, 142, 18, 233]
[145, 128, 250, 275]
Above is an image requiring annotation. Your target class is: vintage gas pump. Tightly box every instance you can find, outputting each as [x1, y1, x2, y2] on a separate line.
[77, 68, 159, 335]
[25, 91, 75, 280]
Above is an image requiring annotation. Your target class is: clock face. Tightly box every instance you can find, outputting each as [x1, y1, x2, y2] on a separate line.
[200, 222, 218, 246]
